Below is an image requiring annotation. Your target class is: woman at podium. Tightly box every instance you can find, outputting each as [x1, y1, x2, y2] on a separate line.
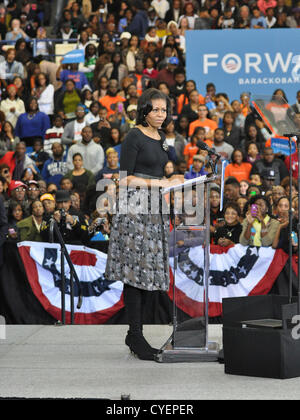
[105, 88, 184, 360]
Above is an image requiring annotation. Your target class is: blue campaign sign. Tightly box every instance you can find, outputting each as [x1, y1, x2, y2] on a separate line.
[271, 137, 296, 155]
[62, 49, 85, 64]
[186, 29, 300, 103]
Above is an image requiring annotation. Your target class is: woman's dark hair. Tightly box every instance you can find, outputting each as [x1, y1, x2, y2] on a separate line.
[136, 88, 172, 129]
[231, 148, 246, 163]
[72, 153, 83, 160]
[276, 195, 289, 209]
[8, 200, 24, 222]
[144, 55, 156, 69]
[29, 199, 43, 215]
[15, 37, 27, 51]
[25, 96, 39, 113]
[35, 72, 50, 87]
[224, 201, 241, 217]
[245, 123, 265, 143]
[272, 88, 288, 104]
[85, 43, 97, 58]
[89, 100, 100, 112]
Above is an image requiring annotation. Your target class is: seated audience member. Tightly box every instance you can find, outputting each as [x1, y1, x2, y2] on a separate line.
[271, 185, 286, 211]
[249, 172, 262, 187]
[260, 168, 276, 193]
[236, 196, 248, 220]
[17, 199, 44, 242]
[183, 134, 199, 167]
[214, 202, 242, 246]
[60, 176, 74, 191]
[272, 196, 298, 253]
[0, 141, 35, 181]
[184, 154, 206, 179]
[41, 142, 68, 187]
[224, 148, 252, 182]
[54, 79, 82, 121]
[40, 193, 56, 220]
[0, 83, 25, 128]
[14, 97, 51, 147]
[95, 148, 119, 183]
[246, 141, 261, 164]
[239, 179, 250, 197]
[0, 48, 24, 84]
[164, 119, 186, 161]
[7, 200, 23, 239]
[66, 153, 96, 190]
[164, 160, 176, 178]
[7, 180, 30, 217]
[67, 126, 105, 175]
[188, 104, 218, 139]
[26, 180, 40, 205]
[0, 121, 20, 156]
[56, 63, 90, 91]
[246, 183, 262, 199]
[29, 138, 50, 171]
[210, 186, 224, 237]
[44, 115, 65, 157]
[61, 105, 88, 147]
[224, 177, 240, 203]
[281, 176, 298, 199]
[212, 128, 234, 161]
[40, 190, 89, 245]
[239, 195, 279, 247]
[250, 147, 289, 186]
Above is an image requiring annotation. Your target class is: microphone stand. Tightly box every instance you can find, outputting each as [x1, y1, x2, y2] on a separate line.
[284, 133, 300, 312]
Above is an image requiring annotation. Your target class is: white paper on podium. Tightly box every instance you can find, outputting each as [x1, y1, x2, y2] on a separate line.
[162, 175, 207, 194]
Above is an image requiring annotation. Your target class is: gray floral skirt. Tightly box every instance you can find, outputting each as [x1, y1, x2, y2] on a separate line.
[105, 187, 170, 291]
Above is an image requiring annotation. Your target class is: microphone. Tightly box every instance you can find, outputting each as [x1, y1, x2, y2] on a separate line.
[197, 141, 221, 158]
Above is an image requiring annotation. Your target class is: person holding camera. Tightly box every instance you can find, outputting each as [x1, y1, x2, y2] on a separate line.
[40, 190, 89, 245]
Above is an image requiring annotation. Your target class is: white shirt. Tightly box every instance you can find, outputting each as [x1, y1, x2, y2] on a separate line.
[74, 120, 86, 142]
[151, 0, 170, 19]
[37, 84, 54, 115]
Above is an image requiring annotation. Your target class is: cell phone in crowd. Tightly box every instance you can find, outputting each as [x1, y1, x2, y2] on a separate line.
[250, 204, 258, 217]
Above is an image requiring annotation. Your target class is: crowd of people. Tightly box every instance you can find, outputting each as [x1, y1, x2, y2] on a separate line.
[0, 0, 299, 266]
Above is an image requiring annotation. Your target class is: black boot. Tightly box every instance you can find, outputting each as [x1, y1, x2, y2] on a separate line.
[123, 285, 157, 361]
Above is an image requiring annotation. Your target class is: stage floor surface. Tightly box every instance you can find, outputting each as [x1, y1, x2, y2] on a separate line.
[0, 324, 299, 400]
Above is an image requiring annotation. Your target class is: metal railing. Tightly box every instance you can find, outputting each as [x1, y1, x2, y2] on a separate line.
[49, 218, 83, 325]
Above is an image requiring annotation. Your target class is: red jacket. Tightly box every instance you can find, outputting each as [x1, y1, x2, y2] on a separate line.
[0, 151, 16, 175]
[285, 152, 298, 179]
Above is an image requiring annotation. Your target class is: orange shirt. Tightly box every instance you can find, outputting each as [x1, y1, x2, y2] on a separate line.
[177, 93, 205, 114]
[189, 118, 218, 137]
[99, 94, 126, 117]
[224, 162, 252, 182]
[183, 143, 199, 167]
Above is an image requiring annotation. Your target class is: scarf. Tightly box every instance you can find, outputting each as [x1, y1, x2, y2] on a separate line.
[251, 215, 270, 246]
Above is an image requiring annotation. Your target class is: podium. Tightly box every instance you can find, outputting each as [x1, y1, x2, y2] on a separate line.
[156, 174, 220, 363]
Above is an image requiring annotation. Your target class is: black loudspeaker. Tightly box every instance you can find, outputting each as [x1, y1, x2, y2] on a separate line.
[222, 295, 300, 379]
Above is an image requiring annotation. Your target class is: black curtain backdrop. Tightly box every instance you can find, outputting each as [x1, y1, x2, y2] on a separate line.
[0, 242, 293, 325]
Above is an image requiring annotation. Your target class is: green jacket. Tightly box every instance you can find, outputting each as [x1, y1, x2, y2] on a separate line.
[17, 216, 42, 242]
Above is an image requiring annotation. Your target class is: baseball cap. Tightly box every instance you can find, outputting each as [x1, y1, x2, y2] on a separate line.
[55, 190, 71, 202]
[168, 56, 179, 65]
[8, 180, 27, 191]
[120, 32, 131, 40]
[127, 104, 137, 113]
[40, 193, 55, 202]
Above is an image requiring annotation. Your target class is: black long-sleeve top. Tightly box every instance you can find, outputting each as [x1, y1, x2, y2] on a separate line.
[120, 128, 169, 179]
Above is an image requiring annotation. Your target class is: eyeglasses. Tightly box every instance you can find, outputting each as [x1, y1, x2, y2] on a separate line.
[14, 188, 26, 192]
[28, 187, 39, 191]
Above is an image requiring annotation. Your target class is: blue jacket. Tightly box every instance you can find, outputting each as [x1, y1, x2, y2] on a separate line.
[127, 10, 148, 37]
